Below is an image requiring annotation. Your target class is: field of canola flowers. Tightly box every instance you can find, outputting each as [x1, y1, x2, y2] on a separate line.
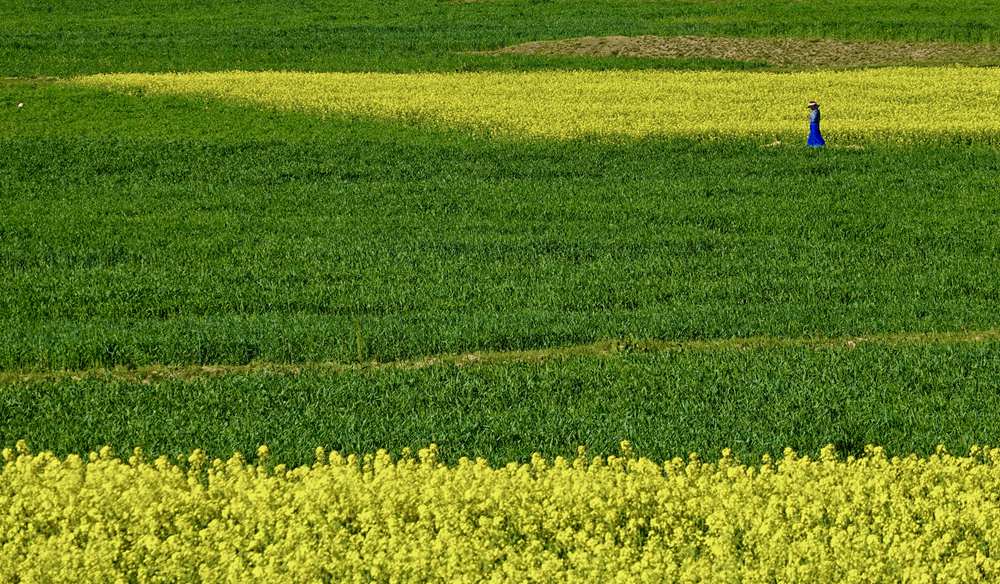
[6, 443, 1000, 582]
[80, 67, 1000, 140]
[7, 0, 1000, 580]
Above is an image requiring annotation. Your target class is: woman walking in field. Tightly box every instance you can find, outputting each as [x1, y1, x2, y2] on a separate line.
[807, 100, 825, 148]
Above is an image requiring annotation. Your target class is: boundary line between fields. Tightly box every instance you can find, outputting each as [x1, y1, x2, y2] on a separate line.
[2, 329, 999, 386]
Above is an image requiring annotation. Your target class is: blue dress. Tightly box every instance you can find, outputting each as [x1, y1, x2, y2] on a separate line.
[807, 109, 825, 148]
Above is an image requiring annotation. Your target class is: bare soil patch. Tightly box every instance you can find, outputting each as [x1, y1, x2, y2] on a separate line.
[486, 35, 1000, 68]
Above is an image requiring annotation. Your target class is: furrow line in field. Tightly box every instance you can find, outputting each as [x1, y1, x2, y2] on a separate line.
[3, 328, 999, 386]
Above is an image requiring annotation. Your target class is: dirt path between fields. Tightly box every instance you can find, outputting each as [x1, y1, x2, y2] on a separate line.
[483, 35, 1000, 68]
[3, 329, 999, 385]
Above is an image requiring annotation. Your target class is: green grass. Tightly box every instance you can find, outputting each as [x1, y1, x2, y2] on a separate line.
[5, 342, 1000, 465]
[5, 1, 1000, 461]
[3, 80, 1000, 370]
[2, 0, 999, 76]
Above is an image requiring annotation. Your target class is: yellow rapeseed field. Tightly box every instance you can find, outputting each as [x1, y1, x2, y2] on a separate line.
[76, 67, 1000, 140]
[3, 442, 1000, 582]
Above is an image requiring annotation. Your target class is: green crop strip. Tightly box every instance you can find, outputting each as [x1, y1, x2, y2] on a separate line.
[3, 0, 1000, 75]
[3, 328, 999, 386]
[5, 342, 1000, 465]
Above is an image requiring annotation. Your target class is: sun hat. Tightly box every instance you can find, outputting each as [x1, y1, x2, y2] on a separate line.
[807, 100, 819, 108]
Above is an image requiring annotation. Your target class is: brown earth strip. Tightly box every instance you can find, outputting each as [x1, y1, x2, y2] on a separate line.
[485, 35, 1000, 68]
[3, 329, 999, 386]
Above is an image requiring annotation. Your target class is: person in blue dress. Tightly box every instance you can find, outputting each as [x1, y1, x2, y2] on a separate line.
[807, 100, 825, 148]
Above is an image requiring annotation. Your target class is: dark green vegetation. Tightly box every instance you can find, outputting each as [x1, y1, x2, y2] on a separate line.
[2, 0, 999, 76]
[3, 81, 1000, 370]
[5, 0, 1000, 462]
[5, 342, 1000, 464]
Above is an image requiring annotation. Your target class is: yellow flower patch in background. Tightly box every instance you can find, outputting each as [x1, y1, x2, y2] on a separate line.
[76, 67, 1000, 140]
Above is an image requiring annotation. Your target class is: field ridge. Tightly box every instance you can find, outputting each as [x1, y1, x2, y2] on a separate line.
[6, 328, 998, 386]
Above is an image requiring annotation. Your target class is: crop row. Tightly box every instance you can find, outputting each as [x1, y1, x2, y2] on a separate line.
[3, 442, 999, 582]
[78, 67, 1000, 140]
[6, 344, 1000, 466]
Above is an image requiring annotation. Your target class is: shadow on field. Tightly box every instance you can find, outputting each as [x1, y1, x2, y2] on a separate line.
[2, 80, 1000, 373]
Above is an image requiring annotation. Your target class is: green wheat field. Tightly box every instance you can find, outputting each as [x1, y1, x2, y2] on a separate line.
[3, 0, 1000, 466]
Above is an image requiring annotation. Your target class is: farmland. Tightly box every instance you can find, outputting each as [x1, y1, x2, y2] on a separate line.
[7, 341, 1000, 466]
[4, 0, 1000, 76]
[78, 67, 1000, 139]
[7, 444, 1000, 581]
[5, 81, 1000, 373]
[4, 0, 1000, 579]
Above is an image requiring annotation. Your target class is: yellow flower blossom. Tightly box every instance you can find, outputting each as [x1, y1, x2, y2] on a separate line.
[3, 444, 1000, 581]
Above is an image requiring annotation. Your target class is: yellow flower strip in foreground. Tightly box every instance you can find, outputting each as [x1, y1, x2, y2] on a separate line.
[3, 443, 1000, 582]
[76, 67, 1000, 140]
